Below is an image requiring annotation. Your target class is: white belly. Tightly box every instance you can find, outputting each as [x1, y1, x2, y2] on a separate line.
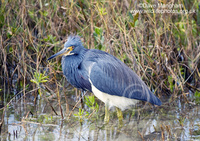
[90, 82, 138, 110]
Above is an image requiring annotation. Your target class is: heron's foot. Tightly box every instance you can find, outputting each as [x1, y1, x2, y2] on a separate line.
[104, 105, 109, 123]
[116, 107, 123, 124]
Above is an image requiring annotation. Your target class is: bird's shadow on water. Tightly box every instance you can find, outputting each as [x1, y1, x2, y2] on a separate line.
[0, 90, 200, 141]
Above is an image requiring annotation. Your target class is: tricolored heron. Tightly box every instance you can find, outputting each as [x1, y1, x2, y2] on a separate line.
[48, 35, 162, 123]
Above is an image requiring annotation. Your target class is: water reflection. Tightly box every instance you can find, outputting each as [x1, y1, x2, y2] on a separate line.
[0, 91, 200, 141]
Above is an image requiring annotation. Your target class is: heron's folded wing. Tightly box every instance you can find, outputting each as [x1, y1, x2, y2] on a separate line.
[87, 51, 161, 106]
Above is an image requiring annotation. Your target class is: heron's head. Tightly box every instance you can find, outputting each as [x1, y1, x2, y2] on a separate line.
[47, 35, 84, 60]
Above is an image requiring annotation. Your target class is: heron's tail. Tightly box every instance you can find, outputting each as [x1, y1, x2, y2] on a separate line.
[148, 90, 162, 106]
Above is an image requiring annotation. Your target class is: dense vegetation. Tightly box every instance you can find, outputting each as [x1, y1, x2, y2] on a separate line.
[0, 0, 199, 115]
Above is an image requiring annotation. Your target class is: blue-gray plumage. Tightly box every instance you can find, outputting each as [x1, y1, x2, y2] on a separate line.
[48, 35, 162, 120]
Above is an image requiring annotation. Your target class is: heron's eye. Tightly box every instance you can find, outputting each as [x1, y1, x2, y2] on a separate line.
[67, 46, 74, 52]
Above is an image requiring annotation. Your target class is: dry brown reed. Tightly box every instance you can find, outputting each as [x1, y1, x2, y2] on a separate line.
[0, 0, 199, 114]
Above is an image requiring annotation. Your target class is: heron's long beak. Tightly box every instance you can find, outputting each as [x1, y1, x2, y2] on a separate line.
[47, 46, 74, 60]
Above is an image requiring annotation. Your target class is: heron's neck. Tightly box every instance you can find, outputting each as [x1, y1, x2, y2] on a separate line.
[61, 47, 88, 77]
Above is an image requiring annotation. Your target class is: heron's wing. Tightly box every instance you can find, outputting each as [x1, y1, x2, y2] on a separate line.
[76, 64, 92, 92]
[84, 50, 161, 106]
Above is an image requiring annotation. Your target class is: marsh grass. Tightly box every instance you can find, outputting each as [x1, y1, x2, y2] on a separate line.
[0, 0, 200, 127]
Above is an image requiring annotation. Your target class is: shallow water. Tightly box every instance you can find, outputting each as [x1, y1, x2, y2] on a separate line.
[0, 89, 200, 141]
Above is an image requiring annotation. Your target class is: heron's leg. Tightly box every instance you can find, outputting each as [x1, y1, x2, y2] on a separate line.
[81, 90, 85, 109]
[116, 107, 123, 122]
[104, 104, 109, 123]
